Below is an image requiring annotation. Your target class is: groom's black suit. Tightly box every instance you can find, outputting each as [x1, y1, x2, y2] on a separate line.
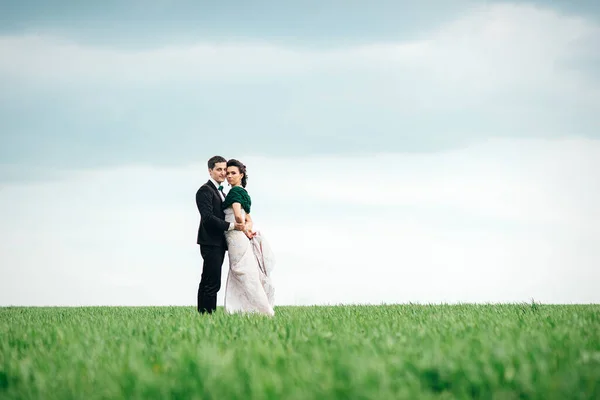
[196, 180, 230, 314]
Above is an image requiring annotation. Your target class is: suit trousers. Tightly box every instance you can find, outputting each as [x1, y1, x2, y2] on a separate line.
[198, 244, 226, 314]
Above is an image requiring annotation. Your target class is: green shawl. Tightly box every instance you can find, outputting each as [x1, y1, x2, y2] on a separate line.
[222, 186, 251, 214]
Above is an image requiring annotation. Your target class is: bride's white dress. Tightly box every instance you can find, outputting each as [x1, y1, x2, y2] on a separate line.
[223, 207, 275, 316]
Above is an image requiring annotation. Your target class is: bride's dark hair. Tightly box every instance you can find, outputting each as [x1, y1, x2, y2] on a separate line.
[227, 159, 248, 187]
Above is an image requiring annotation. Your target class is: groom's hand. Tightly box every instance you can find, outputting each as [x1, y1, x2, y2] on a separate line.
[234, 222, 245, 231]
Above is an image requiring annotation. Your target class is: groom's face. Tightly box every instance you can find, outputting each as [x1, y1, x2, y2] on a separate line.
[209, 162, 227, 183]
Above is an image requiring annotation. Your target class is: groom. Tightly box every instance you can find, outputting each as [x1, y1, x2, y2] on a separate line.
[195, 155, 245, 314]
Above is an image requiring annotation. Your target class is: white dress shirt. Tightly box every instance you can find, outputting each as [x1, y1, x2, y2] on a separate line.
[209, 177, 226, 201]
[208, 178, 234, 231]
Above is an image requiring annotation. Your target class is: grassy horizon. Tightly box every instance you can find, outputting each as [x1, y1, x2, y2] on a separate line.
[1, 304, 599, 399]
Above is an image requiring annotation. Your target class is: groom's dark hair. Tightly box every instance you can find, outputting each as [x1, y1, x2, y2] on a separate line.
[227, 159, 248, 188]
[207, 155, 227, 170]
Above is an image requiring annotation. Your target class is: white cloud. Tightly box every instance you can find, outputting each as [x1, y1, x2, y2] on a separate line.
[0, 3, 597, 104]
[245, 137, 599, 231]
[1, 2, 598, 168]
[1, 3, 598, 306]
[0, 137, 597, 306]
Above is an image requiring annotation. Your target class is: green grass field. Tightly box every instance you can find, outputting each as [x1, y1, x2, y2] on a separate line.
[1, 304, 599, 399]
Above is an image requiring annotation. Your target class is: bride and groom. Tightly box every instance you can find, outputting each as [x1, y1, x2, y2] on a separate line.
[195, 156, 275, 316]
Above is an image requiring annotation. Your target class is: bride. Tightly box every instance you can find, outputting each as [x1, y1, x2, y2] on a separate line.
[221, 159, 275, 316]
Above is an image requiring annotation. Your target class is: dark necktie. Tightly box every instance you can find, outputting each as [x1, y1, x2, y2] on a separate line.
[218, 185, 225, 200]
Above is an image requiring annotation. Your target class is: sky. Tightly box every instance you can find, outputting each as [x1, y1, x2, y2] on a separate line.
[1, 1, 598, 306]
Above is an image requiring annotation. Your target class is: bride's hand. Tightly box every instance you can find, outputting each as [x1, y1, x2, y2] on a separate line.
[244, 229, 255, 239]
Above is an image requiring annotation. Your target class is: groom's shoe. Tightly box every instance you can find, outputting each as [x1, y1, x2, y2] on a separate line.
[198, 308, 216, 315]
[197, 293, 217, 314]
[197, 303, 215, 314]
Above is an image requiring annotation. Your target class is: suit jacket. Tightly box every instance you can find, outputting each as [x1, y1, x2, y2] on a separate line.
[196, 180, 230, 247]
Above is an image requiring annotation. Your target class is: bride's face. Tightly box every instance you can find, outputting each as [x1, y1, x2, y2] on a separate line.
[226, 166, 243, 186]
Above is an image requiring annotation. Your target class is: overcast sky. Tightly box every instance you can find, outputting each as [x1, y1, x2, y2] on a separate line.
[1, 1, 598, 306]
